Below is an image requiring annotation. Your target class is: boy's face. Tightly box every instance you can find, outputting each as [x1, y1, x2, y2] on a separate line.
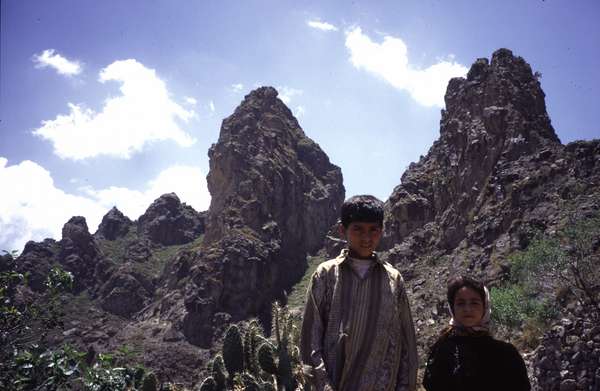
[340, 221, 383, 258]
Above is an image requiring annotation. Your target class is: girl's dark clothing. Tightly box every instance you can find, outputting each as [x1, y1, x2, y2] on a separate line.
[423, 334, 531, 391]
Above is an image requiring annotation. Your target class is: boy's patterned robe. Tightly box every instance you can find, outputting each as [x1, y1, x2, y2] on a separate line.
[300, 249, 418, 391]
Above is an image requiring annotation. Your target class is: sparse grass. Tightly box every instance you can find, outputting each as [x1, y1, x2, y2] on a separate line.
[285, 255, 325, 310]
[98, 232, 204, 279]
[147, 235, 204, 276]
[96, 226, 138, 262]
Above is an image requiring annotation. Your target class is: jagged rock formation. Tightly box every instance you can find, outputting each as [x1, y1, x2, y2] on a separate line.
[383, 49, 599, 275]
[377, 48, 600, 387]
[385, 48, 559, 251]
[174, 86, 344, 346]
[94, 207, 132, 240]
[137, 193, 206, 246]
[204, 87, 344, 255]
[16, 239, 60, 291]
[59, 217, 103, 292]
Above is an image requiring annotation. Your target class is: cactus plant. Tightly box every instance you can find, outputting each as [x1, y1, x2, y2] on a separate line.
[260, 382, 276, 391]
[243, 320, 262, 378]
[223, 325, 245, 380]
[212, 355, 227, 391]
[257, 343, 277, 375]
[198, 304, 306, 391]
[141, 372, 158, 391]
[199, 376, 217, 391]
[240, 373, 260, 391]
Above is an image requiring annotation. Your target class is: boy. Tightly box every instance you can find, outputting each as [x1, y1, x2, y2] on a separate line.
[300, 195, 418, 391]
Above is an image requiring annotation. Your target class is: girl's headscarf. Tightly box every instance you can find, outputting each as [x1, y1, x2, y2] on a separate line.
[448, 285, 492, 335]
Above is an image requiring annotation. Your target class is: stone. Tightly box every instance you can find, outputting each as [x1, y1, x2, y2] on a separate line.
[99, 268, 152, 318]
[94, 207, 132, 240]
[559, 379, 576, 391]
[138, 193, 206, 246]
[59, 217, 103, 292]
[168, 86, 344, 348]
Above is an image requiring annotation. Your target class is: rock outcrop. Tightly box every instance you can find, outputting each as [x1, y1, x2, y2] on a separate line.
[175, 86, 344, 347]
[16, 239, 60, 291]
[59, 217, 103, 292]
[94, 207, 132, 240]
[138, 193, 206, 246]
[378, 48, 600, 386]
[384, 48, 560, 251]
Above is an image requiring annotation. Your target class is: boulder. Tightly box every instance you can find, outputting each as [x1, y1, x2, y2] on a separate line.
[138, 193, 206, 246]
[94, 207, 132, 240]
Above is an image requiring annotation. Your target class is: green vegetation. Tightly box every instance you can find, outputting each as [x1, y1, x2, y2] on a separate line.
[199, 303, 308, 391]
[0, 250, 160, 390]
[97, 230, 204, 279]
[285, 255, 323, 310]
[491, 284, 556, 328]
[492, 214, 600, 331]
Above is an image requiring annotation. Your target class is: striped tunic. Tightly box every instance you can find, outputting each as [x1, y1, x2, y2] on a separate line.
[300, 249, 418, 391]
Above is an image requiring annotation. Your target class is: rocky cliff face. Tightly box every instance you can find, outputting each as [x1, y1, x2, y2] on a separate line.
[383, 49, 599, 276]
[94, 207, 132, 241]
[384, 48, 560, 250]
[173, 87, 344, 346]
[10, 86, 344, 386]
[378, 48, 600, 389]
[205, 86, 344, 256]
[138, 193, 206, 246]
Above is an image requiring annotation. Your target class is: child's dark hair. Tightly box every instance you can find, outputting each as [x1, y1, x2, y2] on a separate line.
[447, 275, 486, 313]
[340, 195, 384, 228]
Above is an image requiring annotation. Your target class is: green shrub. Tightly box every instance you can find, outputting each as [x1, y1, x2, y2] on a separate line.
[491, 284, 557, 328]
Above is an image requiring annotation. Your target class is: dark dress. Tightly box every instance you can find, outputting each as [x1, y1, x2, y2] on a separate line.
[423, 334, 531, 391]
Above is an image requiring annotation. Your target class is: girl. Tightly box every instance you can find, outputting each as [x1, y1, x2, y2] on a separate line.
[423, 276, 531, 391]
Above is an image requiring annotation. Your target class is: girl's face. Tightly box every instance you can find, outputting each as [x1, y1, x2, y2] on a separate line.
[453, 286, 485, 327]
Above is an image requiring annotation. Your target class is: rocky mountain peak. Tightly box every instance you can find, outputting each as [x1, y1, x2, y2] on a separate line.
[94, 206, 132, 240]
[137, 192, 205, 246]
[443, 48, 559, 153]
[385, 49, 570, 249]
[59, 216, 102, 292]
[176, 86, 344, 346]
[205, 86, 344, 254]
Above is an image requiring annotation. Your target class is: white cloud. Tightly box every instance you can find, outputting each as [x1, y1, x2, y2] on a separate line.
[83, 165, 210, 219]
[345, 27, 468, 107]
[209, 100, 215, 113]
[278, 86, 303, 105]
[231, 83, 244, 93]
[185, 96, 198, 106]
[33, 59, 196, 160]
[33, 49, 82, 76]
[0, 158, 210, 253]
[0, 158, 105, 252]
[307, 20, 338, 32]
[294, 106, 306, 118]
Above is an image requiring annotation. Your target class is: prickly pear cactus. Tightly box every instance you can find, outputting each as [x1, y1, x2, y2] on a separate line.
[257, 343, 277, 375]
[223, 325, 245, 379]
[212, 355, 227, 391]
[198, 304, 307, 391]
[199, 376, 217, 391]
[244, 320, 261, 378]
[141, 372, 158, 391]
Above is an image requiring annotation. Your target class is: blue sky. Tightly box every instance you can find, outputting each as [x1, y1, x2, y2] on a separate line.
[1, 0, 599, 252]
